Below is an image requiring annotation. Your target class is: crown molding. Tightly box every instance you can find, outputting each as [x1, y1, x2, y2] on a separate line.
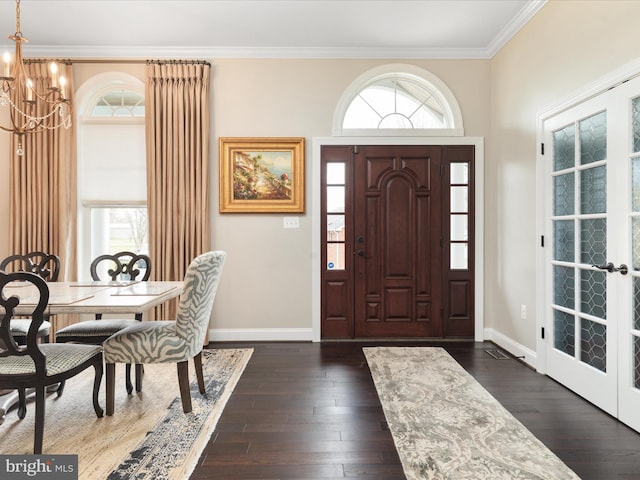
[487, 0, 548, 57]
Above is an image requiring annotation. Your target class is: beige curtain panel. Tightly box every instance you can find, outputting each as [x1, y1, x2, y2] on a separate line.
[8, 61, 77, 337]
[9, 61, 77, 282]
[145, 60, 211, 321]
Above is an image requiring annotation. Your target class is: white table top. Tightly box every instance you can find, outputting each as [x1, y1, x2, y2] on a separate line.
[5, 280, 184, 315]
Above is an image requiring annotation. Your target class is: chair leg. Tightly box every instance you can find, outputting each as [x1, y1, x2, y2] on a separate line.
[135, 364, 143, 392]
[33, 386, 45, 454]
[194, 351, 205, 394]
[106, 363, 116, 416]
[177, 361, 192, 413]
[125, 364, 133, 394]
[93, 362, 104, 418]
[56, 380, 65, 397]
[17, 388, 27, 419]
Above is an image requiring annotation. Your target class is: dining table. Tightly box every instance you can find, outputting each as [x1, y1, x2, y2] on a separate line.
[0, 279, 184, 421]
[5, 280, 184, 316]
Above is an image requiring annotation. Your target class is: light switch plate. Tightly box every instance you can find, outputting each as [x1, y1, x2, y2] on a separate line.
[283, 217, 300, 229]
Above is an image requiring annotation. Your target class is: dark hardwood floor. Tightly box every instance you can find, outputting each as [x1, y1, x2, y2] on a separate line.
[190, 341, 640, 480]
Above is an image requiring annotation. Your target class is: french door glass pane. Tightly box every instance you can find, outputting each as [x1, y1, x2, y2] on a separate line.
[634, 277, 640, 330]
[633, 218, 640, 270]
[554, 220, 574, 262]
[580, 318, 607, 372]
[579, 111, 607, 165]
[581, 269, 607, 319]
[633, 158, 640, 212]
[581, 166, 607, 214]
[554, 173, 575, 216]
[554, 265, 575, 309]
[634, 336, 640, 388]
[553, 124, 575, 171]
[554, 309, 575, 355]
[633, 97, 640, 153]
[580, 218, 606, 266]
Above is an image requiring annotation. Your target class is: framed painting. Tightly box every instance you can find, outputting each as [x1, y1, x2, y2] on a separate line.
[219, 137, 305, 213]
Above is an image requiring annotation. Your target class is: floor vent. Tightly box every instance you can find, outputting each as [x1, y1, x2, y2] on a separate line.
[485, 349, 510, 360]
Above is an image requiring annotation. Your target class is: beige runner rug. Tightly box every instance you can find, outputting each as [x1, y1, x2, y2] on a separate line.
[364, 346, 580, 480]
[0, 348, 253, 479]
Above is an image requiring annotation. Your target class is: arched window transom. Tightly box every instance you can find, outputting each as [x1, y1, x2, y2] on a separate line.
[344, 75, 447, 129]
[333, 64, 464, 137]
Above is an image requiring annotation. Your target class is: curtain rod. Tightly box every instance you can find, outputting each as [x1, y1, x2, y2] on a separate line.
[26, 59, 211, 66]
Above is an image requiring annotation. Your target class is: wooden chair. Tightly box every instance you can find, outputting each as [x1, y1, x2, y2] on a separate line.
[0, 252, 60, 420]
[0, 270, 103, 453]
[104, 251, 226, 415]
[56, 251, 151, 394]
[0, 251, 60, 341]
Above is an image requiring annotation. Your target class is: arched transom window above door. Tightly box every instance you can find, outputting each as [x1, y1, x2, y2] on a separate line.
[333, 64, 464, 137]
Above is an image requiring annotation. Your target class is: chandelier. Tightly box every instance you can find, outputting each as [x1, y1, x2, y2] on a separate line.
[0, 0, 72, 156]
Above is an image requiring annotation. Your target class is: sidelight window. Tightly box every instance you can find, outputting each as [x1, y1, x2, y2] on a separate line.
[326, 163, 346, 270]
[450, 162, 470, 270]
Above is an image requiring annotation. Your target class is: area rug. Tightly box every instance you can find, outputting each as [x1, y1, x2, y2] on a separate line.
[0, 347, 253, 480]
[363, 346, 580, 480]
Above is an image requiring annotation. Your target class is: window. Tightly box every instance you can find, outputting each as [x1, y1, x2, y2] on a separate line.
[449, 162, 470, 269]
[326, 163, 346, 270]
[86, 205, 148, 261]
[343, 76, 448, 129]
[76, 73, 146, 281]
[91, 89, 144, 117]
[333, 64, 464, 136]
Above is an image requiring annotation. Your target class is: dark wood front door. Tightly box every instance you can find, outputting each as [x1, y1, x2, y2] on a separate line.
[353, 145, 443, 337]
[321, 144, 474, 339]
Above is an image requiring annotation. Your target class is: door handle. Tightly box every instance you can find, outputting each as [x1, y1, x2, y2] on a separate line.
[592, 262, 628, 275]
[355, 250, 365, 257]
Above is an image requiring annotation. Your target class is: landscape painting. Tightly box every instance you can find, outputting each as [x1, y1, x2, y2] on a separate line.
[219, 137, 305, 213]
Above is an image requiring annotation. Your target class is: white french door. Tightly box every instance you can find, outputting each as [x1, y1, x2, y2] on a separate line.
[543, 75, 640, 431]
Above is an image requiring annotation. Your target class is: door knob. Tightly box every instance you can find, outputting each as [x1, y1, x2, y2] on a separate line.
[592, 262, 628, 275]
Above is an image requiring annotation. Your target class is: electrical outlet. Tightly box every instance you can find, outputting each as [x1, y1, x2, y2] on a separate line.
[520, 304, 527, 320]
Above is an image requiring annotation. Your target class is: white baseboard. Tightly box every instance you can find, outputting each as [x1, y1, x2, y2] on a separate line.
[208, 328, 313, 342]
[483, 328, 537, 370]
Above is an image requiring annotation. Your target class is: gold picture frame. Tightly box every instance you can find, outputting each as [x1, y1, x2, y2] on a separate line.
[219, 137, 305, 213]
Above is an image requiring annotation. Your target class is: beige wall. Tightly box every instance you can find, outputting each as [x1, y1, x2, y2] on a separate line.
[210, 58, 490, 336]
[0, 58, 490, 339]
[488, 0, 640, 350]
[4, 0, 638, 346]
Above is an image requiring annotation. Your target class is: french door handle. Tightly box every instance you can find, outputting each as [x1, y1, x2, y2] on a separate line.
[592, 262, 628, 275]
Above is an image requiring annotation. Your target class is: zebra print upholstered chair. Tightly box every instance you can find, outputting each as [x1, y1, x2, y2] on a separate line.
[103, 251, 226, 415]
